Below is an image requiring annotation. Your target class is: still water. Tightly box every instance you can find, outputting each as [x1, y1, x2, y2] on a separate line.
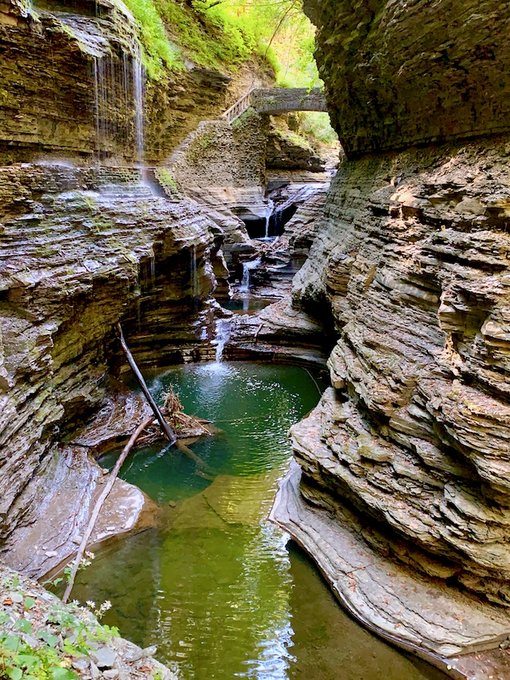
[70, 363, 444, 680]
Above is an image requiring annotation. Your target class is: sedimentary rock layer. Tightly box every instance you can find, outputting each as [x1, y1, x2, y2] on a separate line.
[305, 0, 510, 156]
[283, 9, 510, 655]
[293, 134, 510, 608]
[0, 163, 223, 560]
[0, 0, 231, 163]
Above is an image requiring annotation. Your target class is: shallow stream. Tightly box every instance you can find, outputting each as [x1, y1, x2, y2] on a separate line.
[71, 362, 445, 679]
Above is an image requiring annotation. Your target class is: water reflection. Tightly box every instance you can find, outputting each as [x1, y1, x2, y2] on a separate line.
[69, 364, 445, 680]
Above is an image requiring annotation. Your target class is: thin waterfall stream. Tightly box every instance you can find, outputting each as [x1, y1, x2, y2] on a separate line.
[240, 257, 262, 293]
[92, 48, 145, 165]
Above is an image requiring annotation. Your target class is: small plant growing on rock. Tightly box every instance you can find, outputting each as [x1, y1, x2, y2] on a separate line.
[0, 570, 118, 680]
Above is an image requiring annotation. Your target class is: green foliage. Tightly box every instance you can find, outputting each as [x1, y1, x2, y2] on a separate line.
[122, 0, 183, 78]
[198, 0, 320, 88]
[0, 573, 117, 680]
[154, 168, 179, 194]
[296, 111, 338, 145]
[154, 0, 254, 70]
[123, 0, 319, 88]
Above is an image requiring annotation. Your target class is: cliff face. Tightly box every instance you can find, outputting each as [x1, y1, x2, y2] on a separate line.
[0, 0, 231, 163]
[293, 139, 510, 603]
[304, 0, 510, 157]
[272, 0, 510, 670]
[0, 0, 242, 570]
[0, 163, 224, 574]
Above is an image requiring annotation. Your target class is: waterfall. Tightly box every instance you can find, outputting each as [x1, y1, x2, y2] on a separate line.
[91, 49, 145, 164]
[240, 257, 262, 293]
[214, 318, 232, 363]
[133, 56, 145, 165]
[264, 198, 274, 239]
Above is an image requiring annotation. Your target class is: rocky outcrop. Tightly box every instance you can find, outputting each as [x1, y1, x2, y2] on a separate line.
[0, 163, 224, 569]
[292, 138, 510, 605]
[305, 0, 510, 157]
[0, 0, 233, 163]
[167, 112, 268, 245]
[227, 297, 329, 366]
[270, 0, 510, 672]
[266, 125, 325, 173]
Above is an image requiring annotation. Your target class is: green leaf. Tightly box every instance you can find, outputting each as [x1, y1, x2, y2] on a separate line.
[15, 653, 41, 670]
[2, 634, 21, 651]
[51, 667, 78, 680]
[7, 668, 22, 680]
[23, 597, 36, 610]
[14, 618, 33, 634]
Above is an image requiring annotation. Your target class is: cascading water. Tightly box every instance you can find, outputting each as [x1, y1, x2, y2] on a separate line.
[91, 47, 145, 165]
[214, 318, 232, 362]
[132, 55, 145, 165]
[264, 198, 274, 239]
[240, 257, 262, 293]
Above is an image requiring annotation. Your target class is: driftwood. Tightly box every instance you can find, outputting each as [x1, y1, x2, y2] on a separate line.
[62, 415, 153, 603]
[117, 323, 176, 446]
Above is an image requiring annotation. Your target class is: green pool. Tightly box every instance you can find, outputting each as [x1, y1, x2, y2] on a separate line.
[69, 362, 445, 680]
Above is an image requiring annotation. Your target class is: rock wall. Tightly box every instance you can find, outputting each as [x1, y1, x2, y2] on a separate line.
[272, 0, 510, 669]
[293, 138, 510, 604]
[0, 163, 223, 568]
[167, 111, 269, 243]
[305, 0, 510, 157]
[0, 0, 232, 163]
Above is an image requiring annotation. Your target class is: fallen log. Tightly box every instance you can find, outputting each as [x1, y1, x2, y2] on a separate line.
[62, 415, 153, 603]
[116, 323, 176, 446]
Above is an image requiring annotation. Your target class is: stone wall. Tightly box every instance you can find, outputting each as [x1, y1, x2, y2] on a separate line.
[272, 0, 510, 668]
[293, 137, 510, 604]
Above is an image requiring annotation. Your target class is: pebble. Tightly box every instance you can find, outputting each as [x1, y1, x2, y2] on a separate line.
[92, 646, 117, 669]
[102, 671, 119, 679]
[125, 645, 157, 663]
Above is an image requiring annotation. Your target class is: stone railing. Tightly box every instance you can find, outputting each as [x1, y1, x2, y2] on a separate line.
[222, 87, 327, 124]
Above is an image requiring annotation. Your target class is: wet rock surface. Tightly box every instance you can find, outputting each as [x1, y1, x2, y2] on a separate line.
[0, 0, 233, 163]
[0, 163, 223, 566]
[227, 297, 329, 367]
[271, 461, 510, 679]
[292, 140, 510, 608]
[276, 0, 510, 668]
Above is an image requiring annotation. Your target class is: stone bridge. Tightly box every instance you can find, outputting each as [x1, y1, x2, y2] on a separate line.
[222, 87, 327, 123]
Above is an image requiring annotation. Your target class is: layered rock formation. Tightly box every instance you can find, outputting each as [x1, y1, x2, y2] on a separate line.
[271, 0, 510, 674]
[306, 0, 510, 157]
[0, 163, 224, 574]
[0, 0, 233, 163]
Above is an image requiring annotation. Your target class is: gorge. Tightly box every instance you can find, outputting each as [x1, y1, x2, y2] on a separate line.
[0, 0, 509, 679]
